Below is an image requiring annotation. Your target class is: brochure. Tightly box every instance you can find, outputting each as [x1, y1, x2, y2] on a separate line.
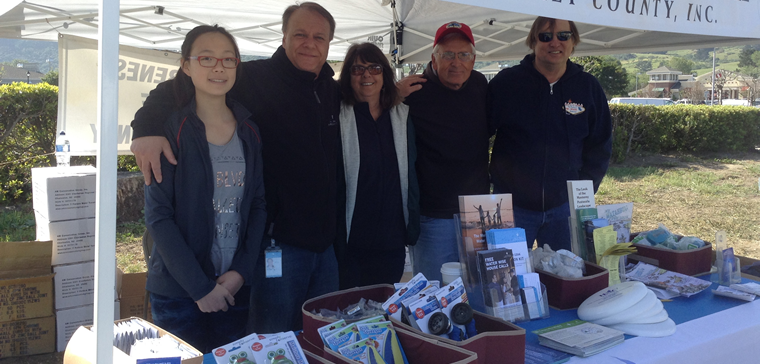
[534, 319, 624, 358]
[713, 286, 756, 301]
[626, 262, 711, 298]
[595, 202, 633, 244]
[486, 227, 532, 274]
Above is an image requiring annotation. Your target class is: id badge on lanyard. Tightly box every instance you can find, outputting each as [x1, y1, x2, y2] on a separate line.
[265, 239, 282, 278]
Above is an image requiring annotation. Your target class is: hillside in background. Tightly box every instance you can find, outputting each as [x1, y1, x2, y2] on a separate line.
[3, 38, 760, 80]
[613, 44, 760, 77]
[0, 39, 58, 73]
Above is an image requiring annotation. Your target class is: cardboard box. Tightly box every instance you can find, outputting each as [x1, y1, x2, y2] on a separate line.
[0, 240, 53, 279]
[55, 303, 120, 352]
[0, 241, 54, 322]
[0, 241, 55, 359]
[35, 216, 96, 265]
[629, 242, 713, 276]
[63, 316, 203, 364]
[537, 261, 609, 310]
[54, 261, 94, 310]
[118, 272, 150, 321]
[0, 274, 54, 322]
[32, 166, 96, 222]
[0, 315, 55, 358]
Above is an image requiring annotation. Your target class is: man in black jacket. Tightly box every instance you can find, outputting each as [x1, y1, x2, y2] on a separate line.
[130, 2, 340, 333]
[397, 22, 491, 282]
[488, 17, 612, 252]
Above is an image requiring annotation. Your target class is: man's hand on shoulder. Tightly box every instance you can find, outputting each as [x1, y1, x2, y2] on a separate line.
[396, 74, 427, 98]
[130, 136, 176, 185]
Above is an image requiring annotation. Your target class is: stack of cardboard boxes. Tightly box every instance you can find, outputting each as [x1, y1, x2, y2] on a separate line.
[32, 166, 118, 352]
[0, 241, 56, 358]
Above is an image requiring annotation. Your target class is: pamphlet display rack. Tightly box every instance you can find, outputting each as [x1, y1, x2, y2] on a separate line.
[454, 214, 550, 323]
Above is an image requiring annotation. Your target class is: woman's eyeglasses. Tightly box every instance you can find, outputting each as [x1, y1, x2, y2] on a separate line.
[537, 31, 573, 43]
[188, 56, 240, 69]
[350, 64, 383, 76]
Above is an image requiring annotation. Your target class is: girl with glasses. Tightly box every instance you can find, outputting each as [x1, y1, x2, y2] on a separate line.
[335, 43, 420, 288]
[143, 25, 266, 352]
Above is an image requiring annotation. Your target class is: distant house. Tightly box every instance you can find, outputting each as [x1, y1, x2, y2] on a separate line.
[695, 69, 757, 101]
[0, 63, 45, 85]
[643, 66, 682, 98]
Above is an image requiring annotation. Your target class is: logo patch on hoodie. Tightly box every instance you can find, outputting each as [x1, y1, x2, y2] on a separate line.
[564, 100, 585, 115]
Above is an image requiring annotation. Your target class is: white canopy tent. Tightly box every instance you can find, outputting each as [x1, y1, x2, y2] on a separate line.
[2, 0, 760, 362]
[2, 0, 760, 64]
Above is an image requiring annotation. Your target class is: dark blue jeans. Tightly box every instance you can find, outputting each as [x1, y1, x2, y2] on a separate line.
[150, 285, 250, 353]
[248, 242, 338, 333]
[513, 202, 572, 252]
[409, 216, 460, 283]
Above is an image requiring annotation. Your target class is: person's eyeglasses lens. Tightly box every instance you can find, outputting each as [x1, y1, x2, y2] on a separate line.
[194, 56, 239, 69]
[439, 52, 474, 62]
[350, 64, 383, 76]
[538, 31, 572, 43]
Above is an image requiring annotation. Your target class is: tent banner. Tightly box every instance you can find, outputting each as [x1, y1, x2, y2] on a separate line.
[449, 0, 760, 38]
[58, 35, 180, 155]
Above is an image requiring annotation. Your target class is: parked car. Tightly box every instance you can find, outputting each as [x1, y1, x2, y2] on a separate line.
[609, 97, 675, 106]
[721, 99, 755, 106]
[675, 99, 693, 105]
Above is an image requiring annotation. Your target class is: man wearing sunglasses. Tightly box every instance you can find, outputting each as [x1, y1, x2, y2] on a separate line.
[487, 17, 612, 253]
[399, 22, 491, 282]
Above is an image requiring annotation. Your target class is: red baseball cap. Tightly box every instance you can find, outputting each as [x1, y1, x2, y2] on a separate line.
[434, 21, 475, 46]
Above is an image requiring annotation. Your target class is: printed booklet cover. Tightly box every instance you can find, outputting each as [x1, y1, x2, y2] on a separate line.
[458, 193, 514, 286]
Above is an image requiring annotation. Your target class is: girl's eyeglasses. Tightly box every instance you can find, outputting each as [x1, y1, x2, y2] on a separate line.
[350, 64, 383, 76]
[537, 31, 573, 43]
[188, 56, 240, 69]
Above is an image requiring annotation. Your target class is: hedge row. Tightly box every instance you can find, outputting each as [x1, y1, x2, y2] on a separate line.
[3, 83, 760, 203]
[0, 83, 137, 205]
[609, 104, 760, 162]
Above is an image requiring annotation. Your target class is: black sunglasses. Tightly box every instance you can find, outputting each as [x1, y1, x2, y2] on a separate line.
[350, 64, 383, 76]
[537, 31, 573, 43]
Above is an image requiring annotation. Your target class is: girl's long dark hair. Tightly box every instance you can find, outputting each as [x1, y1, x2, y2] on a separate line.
[173, 25, 241, 108]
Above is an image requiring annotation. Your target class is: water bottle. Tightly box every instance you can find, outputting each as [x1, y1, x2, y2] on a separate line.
[55, 131, 70, 167]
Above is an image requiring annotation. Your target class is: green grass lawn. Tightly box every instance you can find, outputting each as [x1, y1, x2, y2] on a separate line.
[3, 152, 759, 270]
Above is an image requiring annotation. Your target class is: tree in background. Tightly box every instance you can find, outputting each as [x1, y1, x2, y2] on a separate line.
[739, 52, 760, 105]
[634, 59, 652, 73]
[669, 57, 695, 75]
[694, 48, 712, 61]
[41, 70, 58, 86]
[572, 56, 629, 98]
[738, 47, 758, 69]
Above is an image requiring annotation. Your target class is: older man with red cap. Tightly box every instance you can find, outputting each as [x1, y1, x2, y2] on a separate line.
[398, 21, 491, 282]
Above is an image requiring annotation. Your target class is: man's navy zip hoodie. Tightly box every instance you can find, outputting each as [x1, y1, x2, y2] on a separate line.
[488, 54, 612, 212]
[133, 46, 341, 253]
[144, 99, 266, 301]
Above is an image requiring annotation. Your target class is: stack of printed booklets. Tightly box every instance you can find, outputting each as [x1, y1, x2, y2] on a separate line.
[534, 319, 624, 357]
